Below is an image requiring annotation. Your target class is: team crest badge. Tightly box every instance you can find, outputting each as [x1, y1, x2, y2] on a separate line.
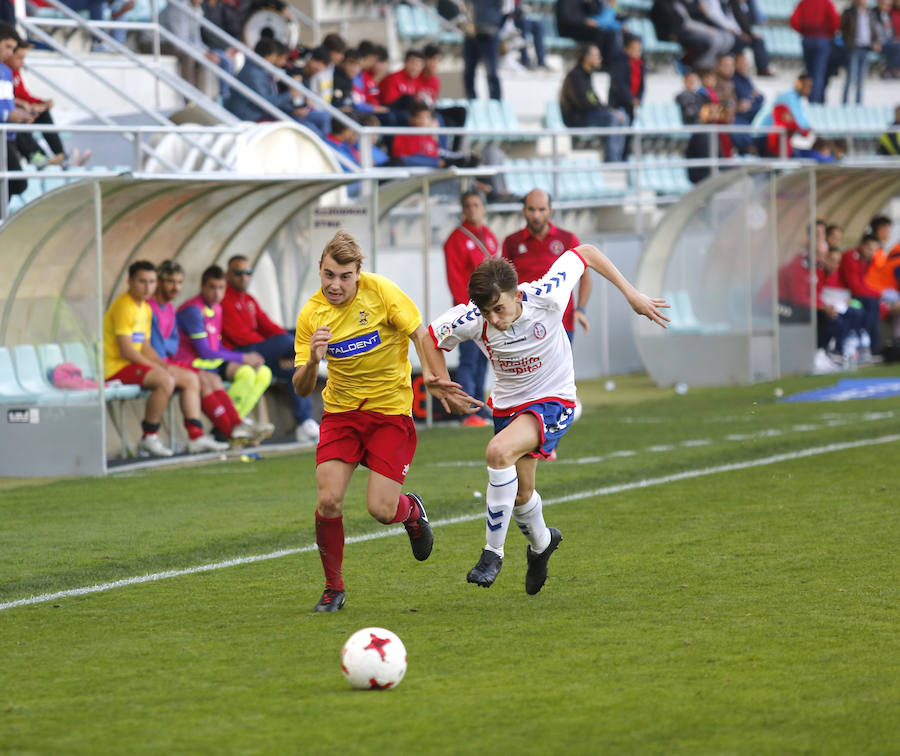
[550, 240, 565, 256]
[518, 243, 527, 254]
[533, 322, 547, 339]
[359, 311, 369, 325]
[438, 323, 452, 340]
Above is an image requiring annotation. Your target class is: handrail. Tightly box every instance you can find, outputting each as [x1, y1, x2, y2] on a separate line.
[19, 13, 234, 171]
[165, 0, 358, 132]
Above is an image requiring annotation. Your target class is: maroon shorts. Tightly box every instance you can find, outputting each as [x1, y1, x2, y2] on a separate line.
[316, 410, 417, 484]
[165, 358, 197, 372]
[109, 363, 153, 385]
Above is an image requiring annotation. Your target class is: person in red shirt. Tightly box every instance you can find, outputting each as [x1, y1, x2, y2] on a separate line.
[501, 188, 592, 341]
[379, 49, 424, 110]
[442, 190, 500, 427]
[790, 0, 841, 103]
[838, 234, 882, 353]
[390, 101, 441, 167]
[361, 43, 388, 108]
[221, 255, 320, 443]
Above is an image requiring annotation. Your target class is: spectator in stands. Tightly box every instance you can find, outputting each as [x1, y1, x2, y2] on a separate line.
[357, 112, 390, 167]
[556, 0, 622, 67]
[202, 0, 250, 43]
[463, 0, 503, 100]
[608, 33, 644, 126]
[160, 0, 232, 98]
[420, 44, 467, 152]
[790, 0, 841, 104]
[560, 43, 626, 162]
[0, 23, 27, 199]
[501, 188, 591, 344]
[326, 118, 360, 167]
[8, 43, 90, 169]
[149, 259, 253, 446]
[199, 0, 238, 99]
[873, 0, 900, 78]
[728, 0, 773, 75]
[221, 255, 320, 444]
[841, 0, 880, 104]
[651, 0, 734, 69]
[676, 69, 706, 124]
[442, 189, 500, 426]
[331, 48, 364, 115]
[512, 0, 549, 70]
[759, 71, 812, 157]
[379, 48, 424, 111]
[59, 0, 106, 22]
[686, 100, 732, 183]
[838, 233, 883, 355]
[176, 265, 274, 430]
[733, 50, 765, 124]
[714, 53, 756, 153]
[225, 38, 328, 136]
[104, 260, 229, 458]
[878, 104, 900, 154]
[321, 32, 346, 68]
[361, 43, 389, 108]
[389, 101, 478, 168]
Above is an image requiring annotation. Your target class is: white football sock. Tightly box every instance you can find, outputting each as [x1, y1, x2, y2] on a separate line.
[484, 465, 517, 558]
[514, 490, 551, 553]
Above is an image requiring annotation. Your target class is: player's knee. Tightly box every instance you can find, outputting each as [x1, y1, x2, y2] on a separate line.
[184, 371, 200, 392]
[366, 499, 394, 524]
[317, 492, 343, 518]
[485, 438, 514, 469]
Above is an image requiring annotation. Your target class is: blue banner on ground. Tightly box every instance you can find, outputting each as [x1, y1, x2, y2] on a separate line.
[781, 378, 900, 403]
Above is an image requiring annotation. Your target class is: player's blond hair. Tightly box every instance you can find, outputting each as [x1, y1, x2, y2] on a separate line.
[320, 230, 364, 270]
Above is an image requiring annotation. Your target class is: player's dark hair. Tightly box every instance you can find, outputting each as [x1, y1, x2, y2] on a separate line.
[0, 23, 20, 43]
[468, 258, 519, 311]
[407, 100, 431, 117]
[869, 215, 892, 233]
[405, 48, 425, 61]
[358, 40, 376, 58]
[128, 260, 156, 279]
[461, 189, 484, 206]
[157, 260, 184, 278]
[423, 43, 441, 59]
[227, 254, 248, 269]
[860, 233, 879, 246]
[322, 32, 347, 54]
[373, 44, 388, 62]
[202, 265, 226, 285]
[254, 38, 281, 58]
[826, 223, 842, 235]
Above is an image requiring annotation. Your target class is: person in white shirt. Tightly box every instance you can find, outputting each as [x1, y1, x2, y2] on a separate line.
[423, 243, 669, 594]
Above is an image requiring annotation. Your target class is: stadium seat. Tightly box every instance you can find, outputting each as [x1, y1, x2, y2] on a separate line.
[62, 341, 142, 400]
[0, 346, 44, 403]
[14, 344, 96, 403]
[543, 100, 565, 131]
[624, 17, 682, 56]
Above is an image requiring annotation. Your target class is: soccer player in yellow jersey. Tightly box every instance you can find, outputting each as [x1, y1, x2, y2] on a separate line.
[293, 230, 478, 612]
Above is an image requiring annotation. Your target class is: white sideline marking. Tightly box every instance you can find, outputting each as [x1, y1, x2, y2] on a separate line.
[3, 433, 900, 612]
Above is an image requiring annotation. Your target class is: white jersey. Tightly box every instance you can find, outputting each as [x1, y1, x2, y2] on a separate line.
[429, 249, 586, 414]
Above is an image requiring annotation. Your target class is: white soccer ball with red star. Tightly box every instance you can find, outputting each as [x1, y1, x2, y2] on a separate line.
[341, 627, 407, 690]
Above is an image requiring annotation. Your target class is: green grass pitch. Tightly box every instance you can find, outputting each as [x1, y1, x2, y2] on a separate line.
[1, 372, 899, 754]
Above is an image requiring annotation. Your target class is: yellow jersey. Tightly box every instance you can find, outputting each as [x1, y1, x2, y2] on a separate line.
[295, 272, 422, 415]
[103, 291, 152, 379]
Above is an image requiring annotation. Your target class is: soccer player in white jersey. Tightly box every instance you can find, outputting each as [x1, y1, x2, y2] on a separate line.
[424, 243, 669, 593]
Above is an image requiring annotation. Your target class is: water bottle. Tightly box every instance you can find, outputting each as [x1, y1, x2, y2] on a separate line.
[842, 331, 859, 371]
[858, 330, 872, 364]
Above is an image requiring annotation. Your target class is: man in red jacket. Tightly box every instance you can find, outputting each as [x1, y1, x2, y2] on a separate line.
[442, 190, 500, 427]
[222, 255, 320, 443]
[790, 0, 841, 103]
[838, 234, 882, 354]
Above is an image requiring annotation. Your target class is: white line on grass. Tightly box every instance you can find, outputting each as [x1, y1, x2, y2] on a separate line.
[3, 433, 900, 612]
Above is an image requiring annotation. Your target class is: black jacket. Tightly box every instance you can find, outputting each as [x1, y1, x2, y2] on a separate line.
[560, 64, 604, 126]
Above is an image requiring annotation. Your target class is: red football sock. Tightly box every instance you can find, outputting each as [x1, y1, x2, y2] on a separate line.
[216, 389, 242, 425]
[315, 512, 345, 591]
[202, 392, 235, 438]
[184, 418, 204, 440]
[389, 494, 415, 524]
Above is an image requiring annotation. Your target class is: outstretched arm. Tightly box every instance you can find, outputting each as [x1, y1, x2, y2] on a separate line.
[411, 325, 483, 415]
[574, 244, 670, 328]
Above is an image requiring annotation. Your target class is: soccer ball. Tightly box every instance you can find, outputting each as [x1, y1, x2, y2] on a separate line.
[341, 627, 407, 690]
